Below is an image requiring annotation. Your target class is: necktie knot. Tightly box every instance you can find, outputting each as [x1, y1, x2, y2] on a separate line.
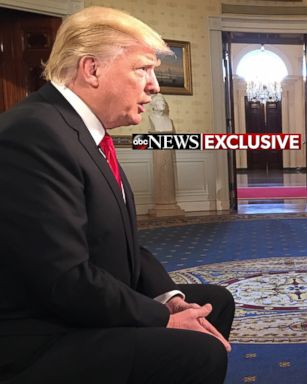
[100, 134, 113, 150]
[99, 134, 122, 188]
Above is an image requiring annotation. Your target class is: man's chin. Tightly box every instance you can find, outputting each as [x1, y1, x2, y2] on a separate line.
[106, 116, 142, 128]
[129, 115, 143, 126]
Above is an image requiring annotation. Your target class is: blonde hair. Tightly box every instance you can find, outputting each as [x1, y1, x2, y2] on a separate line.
[43, 6, 171, 84]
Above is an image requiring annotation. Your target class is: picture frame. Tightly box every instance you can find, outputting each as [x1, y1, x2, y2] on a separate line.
[155, 39, 193, 95]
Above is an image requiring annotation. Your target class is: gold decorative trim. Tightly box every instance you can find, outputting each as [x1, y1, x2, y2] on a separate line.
[279, 361, 291, 368]
[243, 377, 256, 383]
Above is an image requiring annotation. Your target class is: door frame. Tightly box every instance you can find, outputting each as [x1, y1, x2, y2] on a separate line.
[209, 14, 307, 210]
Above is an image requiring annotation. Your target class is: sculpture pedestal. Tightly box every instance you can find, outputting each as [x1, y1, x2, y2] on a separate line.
[149, 149, 185, 218]
[149, 203, 184, 218]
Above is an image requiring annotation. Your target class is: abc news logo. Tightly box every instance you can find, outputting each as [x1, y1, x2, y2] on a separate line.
[132, 134, 201, 150]
[132, 133, 302, 150]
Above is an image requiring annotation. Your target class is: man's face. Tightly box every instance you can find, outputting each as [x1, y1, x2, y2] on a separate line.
[96, 45, 160, 129]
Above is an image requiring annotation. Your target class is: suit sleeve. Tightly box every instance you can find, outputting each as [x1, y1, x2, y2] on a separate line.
[136, 246, 178, 298]
[0, 113, 170, 328]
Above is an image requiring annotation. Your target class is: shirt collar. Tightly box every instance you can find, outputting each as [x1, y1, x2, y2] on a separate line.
[51, 81, 105, 145]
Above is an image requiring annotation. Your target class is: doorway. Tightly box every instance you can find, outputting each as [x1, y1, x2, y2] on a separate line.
[223, 31, 307, 214]
[0, 8, 61, 112]
[245, 99, 283, 171]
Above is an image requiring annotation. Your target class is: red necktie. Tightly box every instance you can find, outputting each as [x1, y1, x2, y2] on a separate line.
[99, 134, 122, 188]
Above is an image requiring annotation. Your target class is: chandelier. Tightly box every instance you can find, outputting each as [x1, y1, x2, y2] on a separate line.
[246, 79, 282, 103]
[237, 46, 287, 104]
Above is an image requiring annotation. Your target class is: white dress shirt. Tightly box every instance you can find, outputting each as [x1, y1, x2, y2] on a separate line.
[51, 82, 184, 305]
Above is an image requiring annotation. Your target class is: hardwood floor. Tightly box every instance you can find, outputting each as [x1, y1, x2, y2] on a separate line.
[237, 169, 307, 214]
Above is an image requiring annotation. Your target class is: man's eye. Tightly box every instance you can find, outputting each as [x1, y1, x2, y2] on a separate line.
[136, 67, 147, 73]
[135, 66, 155, 77]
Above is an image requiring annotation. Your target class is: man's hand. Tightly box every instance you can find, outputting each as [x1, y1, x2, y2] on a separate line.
[165, 295, 200, 314]
[166, 304, 231, 353]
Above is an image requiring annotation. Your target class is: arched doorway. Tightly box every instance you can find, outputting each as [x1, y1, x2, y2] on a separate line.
[236, 48, 288, 171]
[231, 36, 307, 214]
[209, 14, 307, 214]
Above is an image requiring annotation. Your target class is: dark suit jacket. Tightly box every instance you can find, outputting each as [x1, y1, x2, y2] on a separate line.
[0, 83, 176, 378]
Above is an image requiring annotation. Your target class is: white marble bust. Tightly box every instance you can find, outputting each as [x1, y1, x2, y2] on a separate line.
[148, 94, 184, 217]
[149, 93, 174, 133]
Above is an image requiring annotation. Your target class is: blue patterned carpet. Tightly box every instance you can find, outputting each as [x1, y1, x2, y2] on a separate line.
[139, 218, 307, 384]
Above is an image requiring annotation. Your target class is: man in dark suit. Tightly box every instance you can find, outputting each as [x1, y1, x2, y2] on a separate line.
[0, 6, 234, 384]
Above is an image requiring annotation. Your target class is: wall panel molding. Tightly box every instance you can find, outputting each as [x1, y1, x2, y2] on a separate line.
[117, 149, 154, 215]
[118, 148, 220, 215]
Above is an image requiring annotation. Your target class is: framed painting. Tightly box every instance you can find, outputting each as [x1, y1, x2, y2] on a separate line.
[155, 39, 193, 95]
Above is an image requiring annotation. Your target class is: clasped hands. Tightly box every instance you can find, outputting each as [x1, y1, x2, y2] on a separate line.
[165, 296, 231, 352]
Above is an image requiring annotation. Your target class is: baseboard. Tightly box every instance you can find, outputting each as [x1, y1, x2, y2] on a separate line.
[236, 167, 307, 173]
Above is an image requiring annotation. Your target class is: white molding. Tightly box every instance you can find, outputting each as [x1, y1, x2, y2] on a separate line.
[117, 149, 154, 215]
[210, 15, 307, 33]
[209, 28, 230, 210]
[117, 149, 220, 214]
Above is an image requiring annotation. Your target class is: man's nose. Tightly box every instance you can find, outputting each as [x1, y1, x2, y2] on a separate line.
[146, 70, 160, 94]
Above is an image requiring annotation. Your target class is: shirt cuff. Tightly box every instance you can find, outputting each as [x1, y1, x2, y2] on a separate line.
[154, 290, 185, 304]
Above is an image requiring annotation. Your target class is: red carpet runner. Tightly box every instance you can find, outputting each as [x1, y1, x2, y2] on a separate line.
[237, 186, 307, 199]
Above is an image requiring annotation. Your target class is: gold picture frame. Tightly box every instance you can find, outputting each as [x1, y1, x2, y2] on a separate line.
[156, 39, 193, 95]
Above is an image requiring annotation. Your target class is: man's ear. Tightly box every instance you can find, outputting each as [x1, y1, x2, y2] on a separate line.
[79, 56, 100, 87]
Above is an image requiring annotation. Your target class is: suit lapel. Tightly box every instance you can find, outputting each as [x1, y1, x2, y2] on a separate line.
[120, 169, 139, 286]
[37, 83, 136, 274]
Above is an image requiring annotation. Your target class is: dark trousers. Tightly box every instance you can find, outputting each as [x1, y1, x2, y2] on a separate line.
[3, 285, 235, 384]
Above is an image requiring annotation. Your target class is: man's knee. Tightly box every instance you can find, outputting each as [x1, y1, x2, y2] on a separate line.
[166, 331, 228, 384]
[222, 286, 235, 312]
[211, 284, 235, 307]
[188, 334, 228, 384]
[131, 328, 228, 384]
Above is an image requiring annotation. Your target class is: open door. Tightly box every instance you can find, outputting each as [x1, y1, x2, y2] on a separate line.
[222, 32, 237, 211]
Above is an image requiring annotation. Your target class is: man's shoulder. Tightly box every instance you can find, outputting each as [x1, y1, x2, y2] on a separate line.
[1, 86, 56, 119]
[0, 83, 72, 129]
